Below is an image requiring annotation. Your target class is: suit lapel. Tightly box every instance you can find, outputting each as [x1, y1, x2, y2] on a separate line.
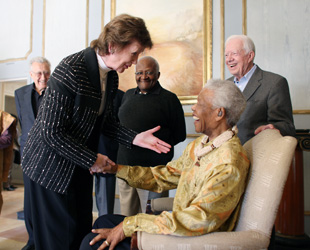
[25, 85, 36, 120]
[242, 66, 263, 101]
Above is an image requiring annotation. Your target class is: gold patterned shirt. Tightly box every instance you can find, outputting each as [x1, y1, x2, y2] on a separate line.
[117, 134, 250, 237]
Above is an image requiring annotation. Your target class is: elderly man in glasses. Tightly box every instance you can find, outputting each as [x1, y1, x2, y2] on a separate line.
[15, 56, 51, 250]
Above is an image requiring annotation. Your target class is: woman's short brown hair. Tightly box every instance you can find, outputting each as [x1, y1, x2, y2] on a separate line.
[91, 14, 153, 55]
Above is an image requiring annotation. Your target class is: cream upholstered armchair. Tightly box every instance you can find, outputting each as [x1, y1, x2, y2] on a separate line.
[134, 129, 297, 250]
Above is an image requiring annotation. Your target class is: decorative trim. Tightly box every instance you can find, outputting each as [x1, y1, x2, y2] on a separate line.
[101, 0, 105, 31]
[86, 0, 89, 47]
[187, 134, 201, 138]
[0, 78, 27, 83]
[42, 0, 46, 56]
[298, 137, 310, 151]
[180, 100, 197, 105]
[204, 0, 213, 82]
[220, 0, 225, 80]
[111, 0, 116, 19]
[0, 0, 33, 63]
[293, 110, 310, 114]
[242, 0, 247, 35]
[179, 97, 197, 105]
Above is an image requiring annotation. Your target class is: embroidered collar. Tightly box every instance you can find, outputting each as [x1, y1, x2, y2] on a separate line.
[194, 126, 237, 166]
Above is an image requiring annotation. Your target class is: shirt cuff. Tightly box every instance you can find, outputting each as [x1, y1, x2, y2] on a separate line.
[123, 216, 137, 237]
[116, 164, 129, 179]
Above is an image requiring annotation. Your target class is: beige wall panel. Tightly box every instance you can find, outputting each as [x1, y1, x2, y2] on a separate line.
[247, 0, 310, 110]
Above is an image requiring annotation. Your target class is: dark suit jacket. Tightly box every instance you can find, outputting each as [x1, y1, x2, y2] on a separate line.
[21, 47, 137, 194]
[15, 84, 36, 156]
[229, 65, 295, 144]
[98, 89, 124, 162]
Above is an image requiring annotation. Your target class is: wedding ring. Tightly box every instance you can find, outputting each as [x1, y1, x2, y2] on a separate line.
[104, 240, 110, 246]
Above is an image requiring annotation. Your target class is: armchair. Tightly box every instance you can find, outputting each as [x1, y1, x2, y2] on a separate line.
[135, 129, 297, 250]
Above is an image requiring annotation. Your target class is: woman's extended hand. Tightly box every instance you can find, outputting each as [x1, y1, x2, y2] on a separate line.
[133, 126, 171, 154]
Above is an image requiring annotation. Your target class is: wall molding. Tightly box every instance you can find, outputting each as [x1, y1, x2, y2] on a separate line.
[0, 0, 33, 63]
[42, 0, 46, 56]
[294, 110, 310, 114]
[242, 0, 247, 35]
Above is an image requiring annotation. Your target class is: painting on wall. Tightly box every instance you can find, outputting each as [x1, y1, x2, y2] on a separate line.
[111, 0, 211, 102]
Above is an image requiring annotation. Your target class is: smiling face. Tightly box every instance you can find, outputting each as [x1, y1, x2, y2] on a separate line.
[135, 57, 160, 94]
[30, 62, 51, 94]
[225, 38, 254, 81]
[191, 88, 219, 136]
[103, 40, 145, 73]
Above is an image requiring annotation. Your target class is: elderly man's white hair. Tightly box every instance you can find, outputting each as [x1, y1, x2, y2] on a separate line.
[29, 56, 51, 70]
[203, 79, 246, 127]
[225, 35, 256, 56]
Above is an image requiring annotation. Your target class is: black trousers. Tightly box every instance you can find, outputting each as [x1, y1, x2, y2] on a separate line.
[23, 173, 34, 246]
[79, 214, 131, 250]
[95, 174, 116, 215]
[28, 167, 93, 250]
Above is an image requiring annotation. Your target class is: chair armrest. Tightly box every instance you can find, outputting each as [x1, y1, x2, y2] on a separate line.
[137, 230, 270, 250]
[150, 197, 174, 213]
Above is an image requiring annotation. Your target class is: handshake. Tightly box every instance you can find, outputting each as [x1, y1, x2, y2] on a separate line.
[89, 153, 118, 175]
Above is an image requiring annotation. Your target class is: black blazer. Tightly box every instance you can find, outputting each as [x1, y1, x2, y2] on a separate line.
[15, 84, 36, 156]
[21, 47, 136, 194]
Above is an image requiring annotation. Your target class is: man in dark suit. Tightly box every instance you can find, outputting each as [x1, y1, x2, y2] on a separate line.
[225, 35, 295, 145]
[15, 56, 51, 250]
[225, 35, 295, 250]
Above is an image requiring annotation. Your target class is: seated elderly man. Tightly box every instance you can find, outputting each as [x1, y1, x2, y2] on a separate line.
[80, 79, 250, 250]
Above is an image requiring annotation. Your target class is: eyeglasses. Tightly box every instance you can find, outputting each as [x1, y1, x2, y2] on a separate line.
[225, 49, 245, 57]
[135, 71, 154, 76]
[32, 71, 50, 77]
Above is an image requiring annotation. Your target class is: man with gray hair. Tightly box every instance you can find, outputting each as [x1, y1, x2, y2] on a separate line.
[80, 79, 250, 250]
[225, 35, 295, 145]
[225, 35, 296, 250]
[15, 56, 51, 250]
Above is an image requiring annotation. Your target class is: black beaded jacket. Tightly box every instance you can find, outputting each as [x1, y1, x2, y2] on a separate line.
[21, 47, 137, 194]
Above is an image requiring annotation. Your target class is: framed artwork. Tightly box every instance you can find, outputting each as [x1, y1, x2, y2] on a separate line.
[111, 0, 212, 104]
